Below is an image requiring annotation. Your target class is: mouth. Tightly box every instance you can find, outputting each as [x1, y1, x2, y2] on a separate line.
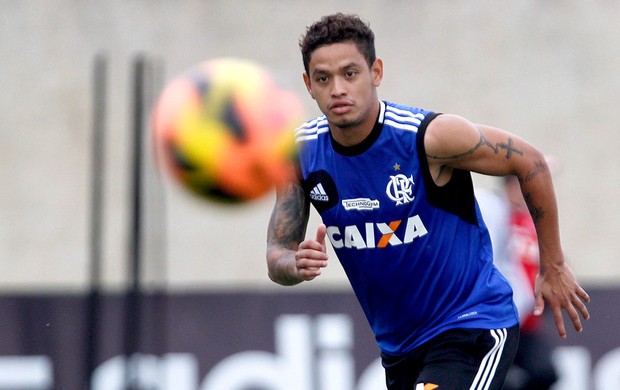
[329, 100, 353, 115]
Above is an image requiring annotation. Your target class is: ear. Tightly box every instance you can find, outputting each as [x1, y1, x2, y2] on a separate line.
[303, 72, 315, 99]
[371, 58, 383, 87]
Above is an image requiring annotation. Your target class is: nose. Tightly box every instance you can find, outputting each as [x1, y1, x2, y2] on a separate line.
[331, 76, 347, 97]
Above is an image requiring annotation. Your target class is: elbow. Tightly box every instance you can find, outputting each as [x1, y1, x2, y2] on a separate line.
[267, 269, 288, 286]
[267, 269, 300, 287]
[266, 251, 302, 286]
[266, 253, 280, 284]
[517, 149, 551, 182]
[267, 266, 280, 284]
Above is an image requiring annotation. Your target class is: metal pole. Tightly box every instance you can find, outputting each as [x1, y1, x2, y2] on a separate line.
[124, 54, 146, 390]
[86, 52, 107, 390]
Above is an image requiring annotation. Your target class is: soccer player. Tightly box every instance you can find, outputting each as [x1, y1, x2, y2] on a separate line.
[266, 13, 590, 389]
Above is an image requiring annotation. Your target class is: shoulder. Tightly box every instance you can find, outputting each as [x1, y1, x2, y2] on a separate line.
[425, 114, 475, 137]
[383, 101, 428, 117]
[294, 115, 329, 145]
[383, 101, 433, 128]
[424, 114, 480, 157]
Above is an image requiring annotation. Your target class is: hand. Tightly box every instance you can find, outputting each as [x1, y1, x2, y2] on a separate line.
[534, 262, 590, 338]
[294, 224, 328, 281]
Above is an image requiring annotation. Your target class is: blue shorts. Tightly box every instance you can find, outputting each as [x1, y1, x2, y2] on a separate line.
[381, 325, 520, 389]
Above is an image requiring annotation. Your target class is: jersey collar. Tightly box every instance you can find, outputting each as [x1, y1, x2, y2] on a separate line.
[331, 100, 386, 156]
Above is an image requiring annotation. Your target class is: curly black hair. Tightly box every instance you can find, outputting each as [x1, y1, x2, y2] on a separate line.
[299, 13, 376, 75]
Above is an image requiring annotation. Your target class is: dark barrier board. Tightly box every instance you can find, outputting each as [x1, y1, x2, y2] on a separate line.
[0, 288, 617, 389]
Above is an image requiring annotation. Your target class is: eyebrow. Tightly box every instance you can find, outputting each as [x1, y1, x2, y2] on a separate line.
[311, 61, 361, 76]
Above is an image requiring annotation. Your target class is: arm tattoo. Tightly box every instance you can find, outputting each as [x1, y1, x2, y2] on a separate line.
[520, 159, 550, 225]
[427, 130, 524, 160]
[268, 183, 309, 249]
[523, 191, 545, 225]
[522, 160, 549, 183]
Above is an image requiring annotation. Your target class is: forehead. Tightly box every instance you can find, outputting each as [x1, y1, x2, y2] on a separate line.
[308, 41, 366, 74]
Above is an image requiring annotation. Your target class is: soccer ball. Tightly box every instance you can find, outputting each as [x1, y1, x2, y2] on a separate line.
[152, 58, 302, 203]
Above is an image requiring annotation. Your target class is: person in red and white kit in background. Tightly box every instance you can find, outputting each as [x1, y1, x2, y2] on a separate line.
[477, 161, 560, 390]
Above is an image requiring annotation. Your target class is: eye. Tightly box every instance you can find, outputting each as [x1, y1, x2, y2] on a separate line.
[315, 75, 329, 84]
[345, 70, 358, 78]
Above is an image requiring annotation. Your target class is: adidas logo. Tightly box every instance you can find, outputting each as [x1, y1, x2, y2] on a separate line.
[310, 183, 329, 202]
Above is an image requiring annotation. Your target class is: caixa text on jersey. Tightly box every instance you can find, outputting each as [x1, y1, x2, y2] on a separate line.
[326, 215, 428, 249]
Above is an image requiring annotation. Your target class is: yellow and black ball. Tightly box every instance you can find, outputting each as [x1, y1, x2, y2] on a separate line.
[152, 58, 302, 203]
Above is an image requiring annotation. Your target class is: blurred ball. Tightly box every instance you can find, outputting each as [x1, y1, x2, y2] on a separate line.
[152, 58, 302, 203]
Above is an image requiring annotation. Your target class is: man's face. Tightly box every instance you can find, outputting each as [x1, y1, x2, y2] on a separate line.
[303, 42, 382, 131]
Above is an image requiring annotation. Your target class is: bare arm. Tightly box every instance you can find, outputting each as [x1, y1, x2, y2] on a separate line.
[425, 114, 590, 337]
[266, 181, 328, 285]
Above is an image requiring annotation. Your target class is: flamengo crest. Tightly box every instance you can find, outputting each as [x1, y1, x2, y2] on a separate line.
[386, 174, 415, 205]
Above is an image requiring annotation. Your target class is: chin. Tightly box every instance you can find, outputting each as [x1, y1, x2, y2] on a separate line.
[329, 115, 359, 129]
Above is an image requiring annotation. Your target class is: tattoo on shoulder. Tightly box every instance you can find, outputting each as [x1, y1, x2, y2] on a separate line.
[427, 130, 524, 160]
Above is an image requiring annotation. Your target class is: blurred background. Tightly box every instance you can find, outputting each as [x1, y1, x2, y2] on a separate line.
[1, 1, 619, 389]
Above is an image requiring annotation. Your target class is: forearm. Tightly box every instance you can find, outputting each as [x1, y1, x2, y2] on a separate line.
[517, 154, 564, 273]
[266, 181, 310, 286]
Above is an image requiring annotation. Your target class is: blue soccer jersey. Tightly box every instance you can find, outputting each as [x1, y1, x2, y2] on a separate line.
[295, 100, 519, 355]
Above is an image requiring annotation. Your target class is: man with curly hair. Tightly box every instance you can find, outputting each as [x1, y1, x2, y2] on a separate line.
[266, 13, 589, 389]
